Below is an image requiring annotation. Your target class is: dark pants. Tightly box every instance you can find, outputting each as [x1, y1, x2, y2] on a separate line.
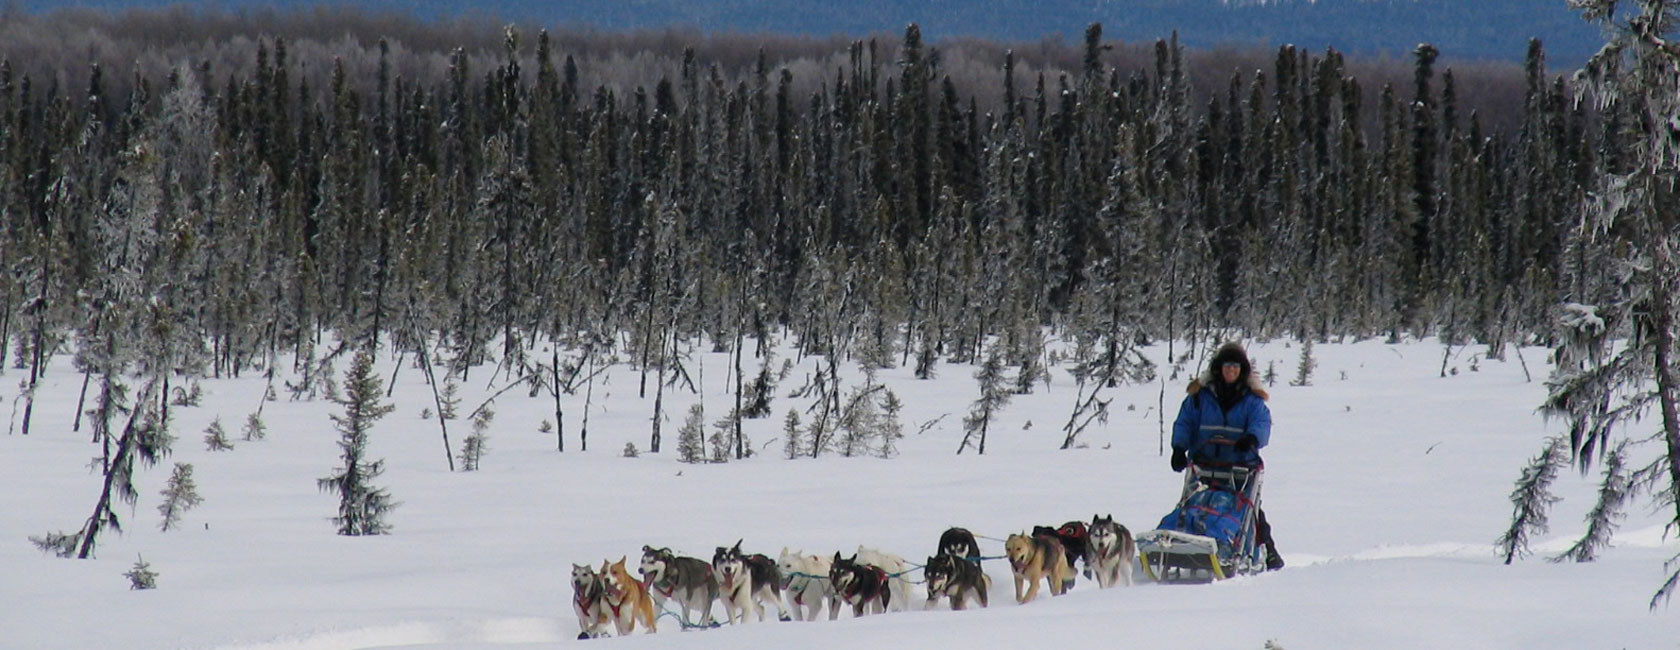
[1256, 508, 1277, 551]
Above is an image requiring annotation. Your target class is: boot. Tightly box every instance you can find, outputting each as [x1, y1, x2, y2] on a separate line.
[1264, 542, 1285, 571]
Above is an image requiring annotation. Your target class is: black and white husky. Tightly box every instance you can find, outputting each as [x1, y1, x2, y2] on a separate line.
[828, 552, 892, 617]
[1086, 514, 1137, 588]
[712, 540, 789, 624]
[639, 545, 719, 627]
[937, 527, 982, 560]
[923, 553, 991, 611]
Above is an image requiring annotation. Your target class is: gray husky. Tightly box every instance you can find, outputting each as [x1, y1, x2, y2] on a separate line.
[1086, 514, 1137, 588]
[570, 563, 609, 639]
[923, 553, 991, 611]
[639, 545, 719, 627]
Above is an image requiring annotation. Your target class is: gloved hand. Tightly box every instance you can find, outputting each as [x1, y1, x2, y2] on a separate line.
[1235, 434, 1258, 453]
[1170, 447, 1188, 472]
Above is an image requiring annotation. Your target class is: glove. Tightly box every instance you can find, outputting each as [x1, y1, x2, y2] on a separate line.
[1235, 434, 1258, 453]
[1170, 447, 1188, 472]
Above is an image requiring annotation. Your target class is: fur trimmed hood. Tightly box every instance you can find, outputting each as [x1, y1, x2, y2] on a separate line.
[1185, 342, 1269, 401]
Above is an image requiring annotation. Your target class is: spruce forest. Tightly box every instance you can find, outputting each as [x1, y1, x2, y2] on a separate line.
[0, 7, 1622, 442]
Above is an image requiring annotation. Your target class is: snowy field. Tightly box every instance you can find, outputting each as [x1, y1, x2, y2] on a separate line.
[3, 337, 1677, 649]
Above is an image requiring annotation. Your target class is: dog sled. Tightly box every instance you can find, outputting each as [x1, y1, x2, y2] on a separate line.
[1136, 461, 1267, 583]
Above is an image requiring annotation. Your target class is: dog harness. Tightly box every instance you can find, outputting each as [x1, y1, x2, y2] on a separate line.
[574, 581, 603, 613]
[840, 566, 888, 603]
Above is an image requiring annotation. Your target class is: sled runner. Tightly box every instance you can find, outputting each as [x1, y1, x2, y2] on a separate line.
[1136, 462, 1266, 583]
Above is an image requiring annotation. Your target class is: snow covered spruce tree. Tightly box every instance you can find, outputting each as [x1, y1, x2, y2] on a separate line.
[1509, 0, 1680, 608]
[958, 347, 1011, 455]
[317, 348, 398, 536]
[157, 462, 203, 532]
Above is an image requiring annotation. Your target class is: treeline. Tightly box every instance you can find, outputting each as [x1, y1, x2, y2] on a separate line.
[0, 9, 1608, 434]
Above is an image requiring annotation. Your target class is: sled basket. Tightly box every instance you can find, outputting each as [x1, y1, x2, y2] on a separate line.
[1137, 463, 1266, 583]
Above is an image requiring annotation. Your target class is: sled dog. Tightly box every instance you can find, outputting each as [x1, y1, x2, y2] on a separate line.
[639, 545, 718, 628]
[777, 548, 833, 621]
[923, 553, 991, 610]
[937, 526, 982, 560]
[601, 556, 657, 635]
[829, 552, 892, 617]
[712, 540, 789, 624]
[1033, 520, 1091, 583]
[1086, 514, 1137, 588]
[571, 562, 610, 639]
[1005, 533, 1072, 603]
[854, 545, 914, 612]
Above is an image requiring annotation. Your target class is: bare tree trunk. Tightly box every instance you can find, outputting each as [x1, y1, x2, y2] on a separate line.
[1651, 249, 1680, 527]
[553, 347, 565, 452]
[413, 331, 455, 472]
[21, 305, 47, 436]
[733, 323, 745, 459]
[582, 350, 596, 452]
[72, 371, 91, 432]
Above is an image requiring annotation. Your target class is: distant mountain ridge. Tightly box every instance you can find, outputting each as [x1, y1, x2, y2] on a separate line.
[19, 0, 1603, 66]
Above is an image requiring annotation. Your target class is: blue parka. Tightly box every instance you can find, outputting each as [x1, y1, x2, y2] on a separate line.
[1172, 380, 1271, 467]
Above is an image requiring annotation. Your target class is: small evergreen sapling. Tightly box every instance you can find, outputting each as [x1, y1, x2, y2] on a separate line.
[958, 348, 1011, 455]
[29, 531, 82, 558]
[742, 353, 777, 419]
[125, 556, 158, 590]
[782, 409, 804, 460]
[203, 418, 233, 451]
[1291, 339, 1316, 387]
[439, 380, 460, 420]
[1497, 436, 1567, 564]
[171, 382, 202, 407]
[878, 390, 904, 459]
[676, 403, 706, 464]
[458, 406, 493, 471]
[317, 349, 398, 536]
[241, 412, 266, 441]
[710, 409, 745, 462]
[157, 463, 203, 532]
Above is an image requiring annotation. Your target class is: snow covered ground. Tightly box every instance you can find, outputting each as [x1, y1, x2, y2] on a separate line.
[3, 337, 1677, 649]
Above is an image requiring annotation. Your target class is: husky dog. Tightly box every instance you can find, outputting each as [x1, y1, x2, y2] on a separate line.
[923, 553, 991, 611]
[777, 548, 833, 621]
[1086, 514, 1137, 588]
[712, 540, 790, 624]
[601, 557, 657, 635]
[571, 563, 610, 639]
[1033, 520, 1091, 582]
[639, 545, 718, 628]
[937, 527, 982, 560]
[828, 552, 892, 617]
[1005, 533, 1072, 603]
[854, 546, 914, 612]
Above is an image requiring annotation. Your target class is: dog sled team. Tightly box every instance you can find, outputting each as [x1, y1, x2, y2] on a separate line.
[573, 342, 1286, 637]
[570, 519, 1137, 638]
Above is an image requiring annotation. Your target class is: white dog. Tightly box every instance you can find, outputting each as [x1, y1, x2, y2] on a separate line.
[853, 546, 914, 613]
[777, 548, 834, 621]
